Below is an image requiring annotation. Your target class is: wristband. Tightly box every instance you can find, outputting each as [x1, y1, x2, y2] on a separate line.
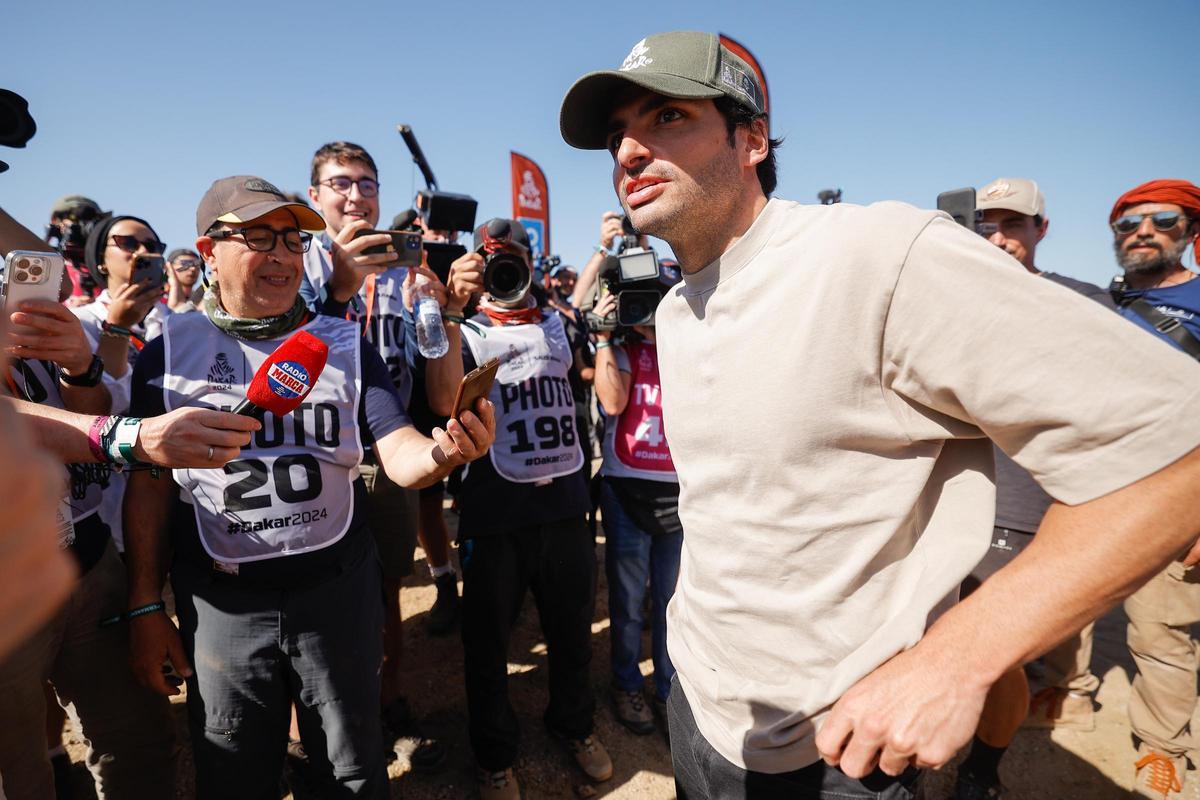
[595, 340, 613, 350]
[594, 245, 608, 256]
[107, 417, 144, 466]
[87, 415, 111, 462]
[59, 354, 104, 388]
[442, 312, 465, 325]
[99, 600, 165, 628]
[101, 321, 132, 338]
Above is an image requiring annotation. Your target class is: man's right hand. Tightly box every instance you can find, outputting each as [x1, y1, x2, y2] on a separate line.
[600, 211, 624, 251]
[134, 407, 261, 467]
[327, 219, 400, 302]
[129, 611, 192, 696]
[446, 251, 485, 314]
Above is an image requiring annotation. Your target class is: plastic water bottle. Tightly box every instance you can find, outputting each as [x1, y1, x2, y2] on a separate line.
[415, 279, 449, 359]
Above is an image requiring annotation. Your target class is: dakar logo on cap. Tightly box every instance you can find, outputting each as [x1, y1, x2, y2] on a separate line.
[267, 360, 310, 400]
[518, 170, 542, 211]
[620, 39, 654, 72]
[244, 178, 284, 197]
[720, 63, 759, 108]
[984, 182, 1011, 199]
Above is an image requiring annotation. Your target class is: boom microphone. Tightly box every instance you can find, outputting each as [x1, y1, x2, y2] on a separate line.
[232, 330, 329, 419]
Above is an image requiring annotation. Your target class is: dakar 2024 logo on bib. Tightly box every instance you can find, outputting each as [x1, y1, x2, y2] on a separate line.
[208, 352, 236, 391]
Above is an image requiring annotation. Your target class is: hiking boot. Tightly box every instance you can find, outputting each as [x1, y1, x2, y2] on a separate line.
[1024, 686, 1094, 731]
[566, 735, 613, 782]
[953, 768, 1003, 799]
[426, 571, 460, 635]
[1134, 746, 1186, 799]
[381, 697, 447, 773]
[477, 766, 521, 800]
[612, 687, 655, 735]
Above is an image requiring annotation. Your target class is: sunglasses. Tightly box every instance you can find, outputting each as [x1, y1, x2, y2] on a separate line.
[108, 234, 166, 254]
[319, 176, 380, 198]
[173, 259, 202, 270]
[1111, 211, 1190, 235]
[207, 226, 313, 254]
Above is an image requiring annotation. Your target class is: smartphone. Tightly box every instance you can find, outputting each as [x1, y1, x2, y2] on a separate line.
[936, 187, 999, 238]
[2, 250, 65, 312]
[423, 241, 467, 284]
[131, 253, 167, 290]
[355, 229, 424, 266]
[451, 358, 500, 421]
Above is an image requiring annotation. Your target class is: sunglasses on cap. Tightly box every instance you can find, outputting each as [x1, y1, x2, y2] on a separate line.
[1111, 211, 1191, 235]
[207, 226, 313, 254]
[108, 234, 166, 254]
[319, 176, 379, 198]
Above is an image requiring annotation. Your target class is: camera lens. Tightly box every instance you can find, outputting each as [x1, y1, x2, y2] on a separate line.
[16, 258, 28, 270]
[484, 253, 531, 304]
[14, 271, 28, 282]
[29, 264, 43, 276]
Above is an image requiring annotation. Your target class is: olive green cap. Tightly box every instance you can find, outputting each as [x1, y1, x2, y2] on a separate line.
[560, 31, 767, 150]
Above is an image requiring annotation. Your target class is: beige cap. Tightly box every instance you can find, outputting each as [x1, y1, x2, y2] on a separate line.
[976, 177, 1046, 219]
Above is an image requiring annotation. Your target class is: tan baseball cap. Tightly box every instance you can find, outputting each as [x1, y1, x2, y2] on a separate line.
[976, 177, 1047, 219]
[196, 175, 325, 236]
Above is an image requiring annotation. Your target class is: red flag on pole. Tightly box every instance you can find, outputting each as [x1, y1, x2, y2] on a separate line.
[511, 152, 550, 261]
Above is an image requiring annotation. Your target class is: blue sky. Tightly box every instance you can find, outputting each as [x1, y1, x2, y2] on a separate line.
[3, 0, 1197, 287]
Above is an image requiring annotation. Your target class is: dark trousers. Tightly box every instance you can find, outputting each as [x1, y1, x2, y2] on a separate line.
[459, 517, 597, 770]
[173, 539, 387, 800]
[669, 676, 921, 800]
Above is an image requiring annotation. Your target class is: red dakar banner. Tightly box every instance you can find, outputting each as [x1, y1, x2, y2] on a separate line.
[511, 151, 550, 261]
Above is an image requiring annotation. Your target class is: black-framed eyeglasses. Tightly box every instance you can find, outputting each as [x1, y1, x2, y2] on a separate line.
[108, 234, 166, 254]
[319, 176, 380, 198]
[173, 259, 202, 270]
[207, 226, 313, 254]
[1111, 211, 1190, 235]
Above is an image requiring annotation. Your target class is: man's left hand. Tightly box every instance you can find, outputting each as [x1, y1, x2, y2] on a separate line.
[814, 641, 989, 778]
[430, 397, 495, 470]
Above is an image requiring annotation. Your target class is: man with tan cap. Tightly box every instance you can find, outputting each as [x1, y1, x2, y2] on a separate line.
[123, 175, 495, 799]
[953, 177, 1115, 799]
[561, 31, 1200, 800]
[1106, 179, 1200, 799]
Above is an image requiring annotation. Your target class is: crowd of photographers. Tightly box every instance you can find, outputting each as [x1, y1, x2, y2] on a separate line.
[1, 127, 1199, 800]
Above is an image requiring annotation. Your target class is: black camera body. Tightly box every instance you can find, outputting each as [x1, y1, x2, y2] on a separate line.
[586, 248, 663, 332]
[474, 218, 532, 305]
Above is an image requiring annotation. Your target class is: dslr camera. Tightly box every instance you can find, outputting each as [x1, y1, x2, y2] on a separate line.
[586, 216, 664, 332]
[474, 218, 533, 305]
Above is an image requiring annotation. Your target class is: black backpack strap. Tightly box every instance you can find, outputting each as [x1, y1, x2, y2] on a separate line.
[1124, 298, 1200, 361]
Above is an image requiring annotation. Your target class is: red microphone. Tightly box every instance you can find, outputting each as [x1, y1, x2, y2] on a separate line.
[232, 330, 330, 419]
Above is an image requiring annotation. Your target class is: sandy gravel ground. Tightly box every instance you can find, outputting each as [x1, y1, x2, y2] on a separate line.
[59, 506, 1196, 799]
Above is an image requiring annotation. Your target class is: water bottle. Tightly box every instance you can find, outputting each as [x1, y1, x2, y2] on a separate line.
[415, 278, 449, 359]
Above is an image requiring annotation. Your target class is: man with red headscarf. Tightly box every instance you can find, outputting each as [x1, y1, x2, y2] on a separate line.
[1108, 178, 1200, 799]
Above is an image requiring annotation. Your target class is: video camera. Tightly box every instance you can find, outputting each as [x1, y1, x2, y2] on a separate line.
[474, 218, 533, 305]
[586, 216, 665, 332]
[0, 89, 36, 175]
[937, 187, 998, 237]
[46, 199, 104, 264]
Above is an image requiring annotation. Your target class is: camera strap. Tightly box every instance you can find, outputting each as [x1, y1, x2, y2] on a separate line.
[1121, 298, 1200, 362]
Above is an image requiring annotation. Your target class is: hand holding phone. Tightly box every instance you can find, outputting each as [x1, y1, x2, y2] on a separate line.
[451, 358, 500, 421]
[353, 229, 423, 267]
[2, 251, 66, 315]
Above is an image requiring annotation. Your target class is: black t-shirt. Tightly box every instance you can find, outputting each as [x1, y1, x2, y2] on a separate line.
[131, 332, 411, 582]
[454, 315, 590, 539]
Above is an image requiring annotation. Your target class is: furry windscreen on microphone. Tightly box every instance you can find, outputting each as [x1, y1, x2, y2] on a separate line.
[245, 330, 329, 417]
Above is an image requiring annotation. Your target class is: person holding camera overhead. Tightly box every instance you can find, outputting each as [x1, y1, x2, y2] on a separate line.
[590, 258, 683, 737]
[427, 218, 610, 800]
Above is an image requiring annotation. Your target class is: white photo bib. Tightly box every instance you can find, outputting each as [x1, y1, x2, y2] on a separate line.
[163, 313, 364, 563]
[462, 314, 583, 483]
[7, 358, 108, 546]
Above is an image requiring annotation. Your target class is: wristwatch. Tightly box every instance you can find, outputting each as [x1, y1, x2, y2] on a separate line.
[59, 354, 105, 388]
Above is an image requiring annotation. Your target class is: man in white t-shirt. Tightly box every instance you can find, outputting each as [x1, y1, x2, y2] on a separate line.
[560, 30, 1200, 800]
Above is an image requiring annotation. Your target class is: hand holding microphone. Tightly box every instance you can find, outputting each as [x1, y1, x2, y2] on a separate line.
[233, 330, 329, 420]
